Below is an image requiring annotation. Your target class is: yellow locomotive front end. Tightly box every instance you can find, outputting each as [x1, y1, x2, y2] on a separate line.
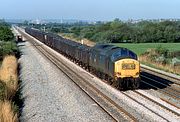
[114, 58, 140, 89]
[114, 59, 140, 78]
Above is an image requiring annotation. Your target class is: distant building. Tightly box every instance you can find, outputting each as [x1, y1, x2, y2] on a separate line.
[31, 19, 44, 24]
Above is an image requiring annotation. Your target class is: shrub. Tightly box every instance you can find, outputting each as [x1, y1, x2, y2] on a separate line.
[155, 45, 169, 57]
[0, 41, 18, 60]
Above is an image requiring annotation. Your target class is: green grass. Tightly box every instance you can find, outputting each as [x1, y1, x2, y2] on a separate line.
[113, 43, 180, 55]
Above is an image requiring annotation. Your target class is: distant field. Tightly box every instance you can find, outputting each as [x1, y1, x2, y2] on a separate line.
[114, 43, 180, 55]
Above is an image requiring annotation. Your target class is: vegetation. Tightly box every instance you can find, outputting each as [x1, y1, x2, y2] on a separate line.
[0, 20, 14, 42]
[114, 43, 180, 55]
[140, 47, 180, 75]
[0, 20, 19, 122]
[26, 19, 180, 43]
[71, 19, 180, 43]
[0, 56, 18, 122]
[0, 20, 18, 60]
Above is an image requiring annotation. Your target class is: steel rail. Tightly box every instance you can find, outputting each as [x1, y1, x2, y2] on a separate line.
[133, 90, 180, 116]
[122, 92, 170, 121]
[141, 74, 180, 97]
[141, 80, 179, 100]
[141, 66, 180, 85]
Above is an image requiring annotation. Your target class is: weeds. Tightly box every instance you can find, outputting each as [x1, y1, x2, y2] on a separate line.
[140, 52, 180, 75]
[0, 55, 18, 122]
[0, 100, 18, 122]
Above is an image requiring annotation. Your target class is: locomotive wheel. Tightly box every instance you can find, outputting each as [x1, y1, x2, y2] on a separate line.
[107, 77, 113, 85]
[131, 78, 140, 89]
[105, 74, 108, 81]
[102, 73, 105, 80]
[87, 66, 90, 72]
[118, 79, 123, 90]
[112, 80, 120, 89]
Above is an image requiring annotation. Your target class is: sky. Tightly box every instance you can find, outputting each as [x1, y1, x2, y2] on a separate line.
[0, 0, 180, 21]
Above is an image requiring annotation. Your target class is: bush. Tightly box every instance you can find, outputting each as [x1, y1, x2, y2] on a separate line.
[0, 41, 18, 60]
[155, 45, 169, 57]
[0, 21, 18, 59]
[0, 25, 14, 42]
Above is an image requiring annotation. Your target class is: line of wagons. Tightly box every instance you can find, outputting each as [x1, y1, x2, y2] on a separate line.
[25, 27, 140, 89]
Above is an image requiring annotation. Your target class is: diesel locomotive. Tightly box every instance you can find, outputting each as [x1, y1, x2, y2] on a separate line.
[25, 28, 140, 89]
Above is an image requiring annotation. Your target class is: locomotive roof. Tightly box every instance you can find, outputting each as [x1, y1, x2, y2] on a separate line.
[92, 44, 137, 61]
[92, 44, 127, 52]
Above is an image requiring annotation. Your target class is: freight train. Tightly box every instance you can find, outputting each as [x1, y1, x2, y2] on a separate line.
[25, 28, 140, 90]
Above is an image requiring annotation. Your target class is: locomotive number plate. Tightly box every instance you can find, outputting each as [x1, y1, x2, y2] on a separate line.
[122, 63, 135, 70]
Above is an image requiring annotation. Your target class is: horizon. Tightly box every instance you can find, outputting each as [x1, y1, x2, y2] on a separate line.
[3, 18, 180, 24]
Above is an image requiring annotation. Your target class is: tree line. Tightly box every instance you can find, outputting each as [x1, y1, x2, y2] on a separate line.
[25, 19, 180, 43]
[68, 20, 180, 43]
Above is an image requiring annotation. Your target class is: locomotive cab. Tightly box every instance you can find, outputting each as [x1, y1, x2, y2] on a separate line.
[111, 48, 140, 89]
[111, 49, 140, 79]
[90, 44, 140, 89]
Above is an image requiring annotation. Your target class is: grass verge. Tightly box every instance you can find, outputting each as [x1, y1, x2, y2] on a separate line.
[0, 100, 18, 122]
[139, 55, 180, 75]
[0, 55, 18, 122]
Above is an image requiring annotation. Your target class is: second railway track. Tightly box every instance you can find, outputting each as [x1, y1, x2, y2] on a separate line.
[123, 90, 180, 121]
[140, 71, 180, 108]
[141, 75, 180, 100]
[141, 66, 180, 86]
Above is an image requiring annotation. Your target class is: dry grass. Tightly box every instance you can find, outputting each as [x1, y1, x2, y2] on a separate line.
[0, 55, 18, 99]
[139, 55, 180, 75]
[0, 55, 18, 82]
[0, 55, 19, 122]
[0, 100, 18, 122]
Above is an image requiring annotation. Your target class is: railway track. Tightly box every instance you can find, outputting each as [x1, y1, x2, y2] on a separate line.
[141, 76, 179, 98]
[18, 28, 137, 122]
[123, 90, 180, 121]
[140, 71, 180, 110]
[141, 66, 180, 86]
[141, 79, 179, 100]
[17, 27, 180, 121]
[133, 91, 180, 115]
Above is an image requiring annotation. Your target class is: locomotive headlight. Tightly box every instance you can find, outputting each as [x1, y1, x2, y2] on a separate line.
[116, 72, 121, 77]
[136, 72, 139, 75]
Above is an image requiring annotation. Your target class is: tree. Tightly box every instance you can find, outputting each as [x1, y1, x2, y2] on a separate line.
[0, 26, 14, 41]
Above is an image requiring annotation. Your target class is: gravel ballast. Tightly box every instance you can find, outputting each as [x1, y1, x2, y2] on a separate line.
[18, 41, 114, 122]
